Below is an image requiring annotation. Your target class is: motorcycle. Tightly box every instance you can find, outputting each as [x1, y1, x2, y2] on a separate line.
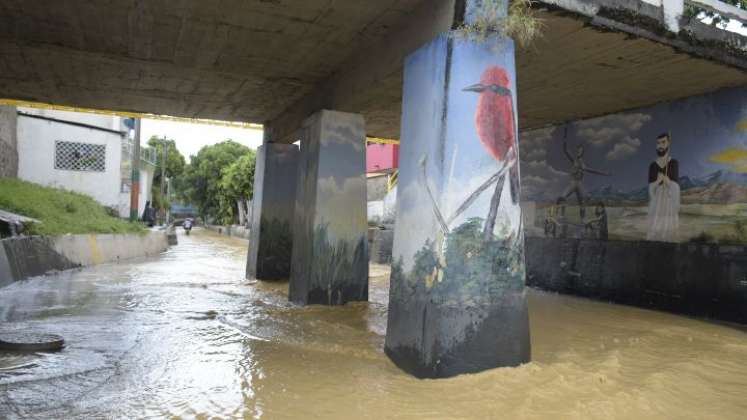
[183, 219, 193, 235]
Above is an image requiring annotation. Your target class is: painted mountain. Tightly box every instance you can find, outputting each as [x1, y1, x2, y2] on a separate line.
[584, 170, 747, 205]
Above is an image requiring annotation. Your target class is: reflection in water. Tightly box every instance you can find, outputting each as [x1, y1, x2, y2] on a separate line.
[1, 229, 746, 419]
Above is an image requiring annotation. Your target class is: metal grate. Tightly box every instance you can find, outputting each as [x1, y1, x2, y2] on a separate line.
[54, 141, 106, 172]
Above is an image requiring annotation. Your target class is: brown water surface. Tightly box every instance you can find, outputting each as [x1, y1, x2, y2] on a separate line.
[1, 229, 746, 419]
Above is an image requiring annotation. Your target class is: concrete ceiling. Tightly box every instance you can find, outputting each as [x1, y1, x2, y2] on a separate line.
[357, 9, 747, 139]
[0, 0, 422, 124]
[0, 1, 745, 140]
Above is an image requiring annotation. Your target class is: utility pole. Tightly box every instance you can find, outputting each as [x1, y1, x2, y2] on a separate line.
[160, 136, 168, 225]
[129, 118, 141, 222]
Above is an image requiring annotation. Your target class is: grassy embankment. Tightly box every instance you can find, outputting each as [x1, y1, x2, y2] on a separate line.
[0, 178, 144, 236]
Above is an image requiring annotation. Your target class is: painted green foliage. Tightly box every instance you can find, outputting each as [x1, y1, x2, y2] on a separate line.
[256, 216, 292, 278]
[392, 217, 524, 304]
[305, 223, 368, 304]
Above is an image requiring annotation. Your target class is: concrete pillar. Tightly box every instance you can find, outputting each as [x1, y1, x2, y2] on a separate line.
[0, 106, 18, 178]
[384, 27, 530, 376]
[289, 110, 368, 305]
[246, 143, 299, 280]
[662, 0, 684, 33]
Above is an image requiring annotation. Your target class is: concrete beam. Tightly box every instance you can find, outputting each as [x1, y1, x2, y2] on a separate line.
[689, 0, 747, 22]
[538, 0, 747, 69]
[266, 0, 460, 143]
[266, 0, 747, 143]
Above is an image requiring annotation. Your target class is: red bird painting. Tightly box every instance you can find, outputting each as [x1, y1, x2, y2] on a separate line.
[463, 65, 519, 240]
[463, 66, 516, 162]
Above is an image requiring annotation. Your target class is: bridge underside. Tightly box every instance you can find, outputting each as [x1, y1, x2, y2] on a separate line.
[0, 1, 745, 139]
[3, 0, 747, 379]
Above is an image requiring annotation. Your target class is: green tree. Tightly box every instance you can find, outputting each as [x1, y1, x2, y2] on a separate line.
[181, 140, 252, 222]
[217, 151, 256, 224]
[147, 136, 186, 210]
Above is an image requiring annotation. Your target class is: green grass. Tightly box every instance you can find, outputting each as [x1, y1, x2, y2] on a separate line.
[0, 178, 145, 236]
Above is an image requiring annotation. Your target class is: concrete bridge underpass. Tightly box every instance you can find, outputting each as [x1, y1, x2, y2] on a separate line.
[1, 0, 746, 378]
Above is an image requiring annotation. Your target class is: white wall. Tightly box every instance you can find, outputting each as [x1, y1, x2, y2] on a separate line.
[117, 163, 155, 219]
[140, 164, 154, 216]
[17, 107, 124, 209]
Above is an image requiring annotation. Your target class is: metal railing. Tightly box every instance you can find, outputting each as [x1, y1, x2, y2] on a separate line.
[140, 146, 158, 166]
[121, 140, 157, 166]
[686, 0, 747, 23]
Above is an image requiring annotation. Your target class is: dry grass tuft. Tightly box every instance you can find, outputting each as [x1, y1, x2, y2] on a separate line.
[453, 0, 543, 48]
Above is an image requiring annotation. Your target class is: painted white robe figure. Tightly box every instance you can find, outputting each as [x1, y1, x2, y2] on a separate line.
[646, 134, 680, 242]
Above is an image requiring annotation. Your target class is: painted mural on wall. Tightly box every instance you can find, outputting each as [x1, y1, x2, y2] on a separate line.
[289, 110, 369, 305]
[386, 34, 529, 378]
[246, 143, 299, 280]
[521, 88, 747, 244]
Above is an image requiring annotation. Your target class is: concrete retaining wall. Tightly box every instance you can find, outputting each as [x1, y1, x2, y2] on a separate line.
[205, 224, 250, 240]
[0, 231, 168, 288]
[367, 175, 388, 201]
[368, 227, 394, 264]
[525, 236, 747, 324]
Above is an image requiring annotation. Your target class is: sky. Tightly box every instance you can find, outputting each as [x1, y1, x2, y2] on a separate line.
[140, 119, 263, 160]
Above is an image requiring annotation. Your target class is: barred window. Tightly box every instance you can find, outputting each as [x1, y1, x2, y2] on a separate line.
[54, 141, 106, 172]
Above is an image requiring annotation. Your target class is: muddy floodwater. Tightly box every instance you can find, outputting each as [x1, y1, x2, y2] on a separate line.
[1, 229, 746, 419]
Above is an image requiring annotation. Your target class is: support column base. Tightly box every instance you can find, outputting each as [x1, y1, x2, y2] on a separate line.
[385, 290, 530, 379]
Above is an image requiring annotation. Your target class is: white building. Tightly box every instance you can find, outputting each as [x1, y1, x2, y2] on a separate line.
[16, 107, 155, 218]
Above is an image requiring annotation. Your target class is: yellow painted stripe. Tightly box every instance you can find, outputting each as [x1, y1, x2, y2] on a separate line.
[387, 169, 399, 192]
[0, 98, 263, 130]
[367, 137, 400, 145]
[86, 235, 103, 265]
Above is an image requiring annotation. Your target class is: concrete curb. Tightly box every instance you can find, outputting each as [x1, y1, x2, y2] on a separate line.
[205, 224, 250, 240]
[0, 231, 169, 288]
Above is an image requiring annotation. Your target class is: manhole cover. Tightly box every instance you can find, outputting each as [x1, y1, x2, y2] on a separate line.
[0, 332, 65, 352]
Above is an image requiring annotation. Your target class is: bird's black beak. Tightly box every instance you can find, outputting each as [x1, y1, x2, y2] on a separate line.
[462, 83, 485, 93]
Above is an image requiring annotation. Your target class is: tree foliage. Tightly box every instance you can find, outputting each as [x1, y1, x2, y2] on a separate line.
[217, 150, 256, 224]
[147, 136, 186, 210]
[180, 140, 255, 224]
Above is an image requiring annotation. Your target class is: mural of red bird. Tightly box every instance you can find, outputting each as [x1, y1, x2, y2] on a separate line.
[463, 66, 516, 162]
[463, 65, 519, 240]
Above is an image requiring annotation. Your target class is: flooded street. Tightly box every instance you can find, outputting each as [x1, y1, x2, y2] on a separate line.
[1, 229, 746, 419]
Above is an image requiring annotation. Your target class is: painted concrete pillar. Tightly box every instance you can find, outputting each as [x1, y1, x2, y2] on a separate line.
[289, 110, 368, 305]
[0, 105, 18, 178]
[246, 143, 299, 280]
[384, 29, 530, 376]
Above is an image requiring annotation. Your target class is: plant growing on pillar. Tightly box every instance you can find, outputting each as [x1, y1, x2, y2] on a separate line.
[453, 0, 542, 47]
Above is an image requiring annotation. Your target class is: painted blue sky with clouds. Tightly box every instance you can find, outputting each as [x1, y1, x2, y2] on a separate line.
[521, 87, 747, 201]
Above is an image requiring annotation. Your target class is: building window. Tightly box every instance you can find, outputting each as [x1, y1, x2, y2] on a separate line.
[54, 141, 106, 172]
